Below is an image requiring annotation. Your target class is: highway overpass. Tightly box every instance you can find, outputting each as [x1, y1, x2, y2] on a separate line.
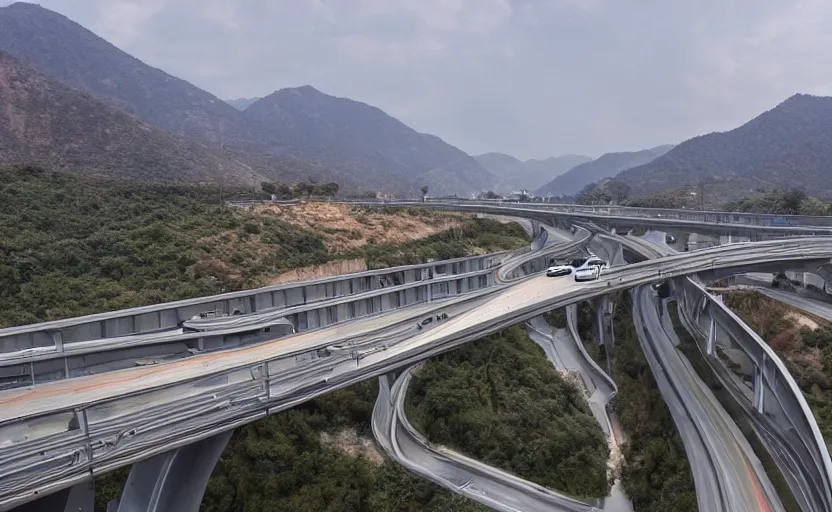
[2, 205, 832, 511]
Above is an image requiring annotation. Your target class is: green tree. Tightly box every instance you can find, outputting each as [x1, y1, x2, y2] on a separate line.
[293, 182, 312, 200]
[260, 182, 276, 196]
[320, 182, 340, 197]
[408, 325, 610, 498]
[605, 180, 630, 204]
[275, 183, 293, 200]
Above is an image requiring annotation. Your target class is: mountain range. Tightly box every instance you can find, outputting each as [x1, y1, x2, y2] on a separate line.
[535, 145, 674, 197]
[227, 97, 261, 111]
[474, 153, 591, 193]
[0, 51, 326, 184]
[0, 2, 493, 196]
[242, 87, 494, 195]
[615, 94, 832, 199]
[1, 2, 831, 200]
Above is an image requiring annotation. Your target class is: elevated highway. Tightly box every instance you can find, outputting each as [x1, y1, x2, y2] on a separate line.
[347, 200, 832, 237]
[4, 204, 832, 511]
[611, 228, 831, 511]
[372, 368, 599, 512]
[2, 235, 832, 510]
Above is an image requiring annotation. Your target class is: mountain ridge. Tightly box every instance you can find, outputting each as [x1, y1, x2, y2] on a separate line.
[535, 146, 671, 197]
[227, 97, 261, 111]
[615, 94, 832, 198]
[475, 152, 592, 192]
[0, 50, 330, 185]
[244, 86, 495, 196]
[0, 1, 271, 152]
[0, 2, 493, 196]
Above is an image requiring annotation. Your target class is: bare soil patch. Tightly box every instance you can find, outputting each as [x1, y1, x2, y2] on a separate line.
[320, 428, 385, 465]
[253, 202, 464, 252]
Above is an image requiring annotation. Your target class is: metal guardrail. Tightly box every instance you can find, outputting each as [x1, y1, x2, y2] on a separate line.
[417, 198, 832, 228]
[226, 196, 832, 229]
[4, 202, 832, 509]
[332, 201, 832, 236]
[1, 237, 832, 509]
[675, 277, 832, 512]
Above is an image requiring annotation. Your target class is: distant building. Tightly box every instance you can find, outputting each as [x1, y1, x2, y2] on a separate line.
[506, 190, 535, 201]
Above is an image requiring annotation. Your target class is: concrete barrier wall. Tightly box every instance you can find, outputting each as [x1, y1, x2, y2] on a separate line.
[0, 269, 499, 390]
[0, 252, 507, 356]
[673, 276, 832, 511]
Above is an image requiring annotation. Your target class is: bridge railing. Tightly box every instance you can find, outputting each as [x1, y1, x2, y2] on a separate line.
[674, 276, 832, 512]
[226, 196, 832, 230]
[0, 252, 509, 368]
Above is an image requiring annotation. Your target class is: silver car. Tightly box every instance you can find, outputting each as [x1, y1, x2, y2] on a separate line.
[574, 266, 601, 282]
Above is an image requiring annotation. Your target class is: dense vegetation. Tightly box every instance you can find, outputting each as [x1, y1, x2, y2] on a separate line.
[575, 179, 632, 206]
[0, 167, 531, 510]
[666, 301, 803, 512]
[344, 212, 529, 270]
[544, 308, 567, 329]
[0, 167, 527, 328]
[622, 186, 703, 209]
[723, 188, 832, 216]
[725, 291, 832, 446]
[95, 382, 489, 512]
[593, 185, 832, 214]
[0, 167, 325, 326]
[407, 325, 611, 498]
[579, 293, 697, 511]
[201, 382, 490, 512]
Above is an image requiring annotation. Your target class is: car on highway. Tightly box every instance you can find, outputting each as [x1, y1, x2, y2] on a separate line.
[546, 255, 608, 277]
[574, 267, 601, 282]
[416, 316, 434, 330]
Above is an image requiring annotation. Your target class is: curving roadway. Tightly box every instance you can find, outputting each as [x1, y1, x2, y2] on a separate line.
[2, 231, 832, 509]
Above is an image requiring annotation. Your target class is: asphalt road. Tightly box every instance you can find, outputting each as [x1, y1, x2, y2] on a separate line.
[754, 287, 832, 322]
[3, 237, 831, 422]
[366, 221, 608, 512]
[633, 285, 785, 512]
[619, 231, 795, 512]
[3, 234, 832, 511]
[372, 368, 600, 512]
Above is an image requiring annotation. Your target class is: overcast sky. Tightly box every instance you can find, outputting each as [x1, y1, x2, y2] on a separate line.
[30, 0, 832, 159]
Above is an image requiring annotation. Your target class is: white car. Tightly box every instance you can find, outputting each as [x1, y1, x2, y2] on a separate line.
[574, 267, 601, 282]
[546, 256, 608, 277]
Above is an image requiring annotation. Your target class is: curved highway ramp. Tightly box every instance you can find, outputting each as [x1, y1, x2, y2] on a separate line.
[372, 368, 601, 512]
[1, 210, 832, 511]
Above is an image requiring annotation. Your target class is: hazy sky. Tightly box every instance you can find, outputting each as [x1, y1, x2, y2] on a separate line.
[29, 0, 832, 159]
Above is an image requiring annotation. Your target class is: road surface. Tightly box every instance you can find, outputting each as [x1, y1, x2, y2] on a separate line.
[633, 285, 784, 512]
[2, 235, 832, 510]
[372, 368, 600, 512]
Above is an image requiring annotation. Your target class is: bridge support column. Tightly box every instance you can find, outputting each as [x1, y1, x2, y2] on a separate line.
[114, 430, 233, 512]
[12, 480, 94, 512]
[706, 316, 717, 356]
[753, 362, 766, 414]
[594, 295, 616, 372]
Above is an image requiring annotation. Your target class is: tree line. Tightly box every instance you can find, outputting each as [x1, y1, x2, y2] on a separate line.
[260, 180, 340, 200]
